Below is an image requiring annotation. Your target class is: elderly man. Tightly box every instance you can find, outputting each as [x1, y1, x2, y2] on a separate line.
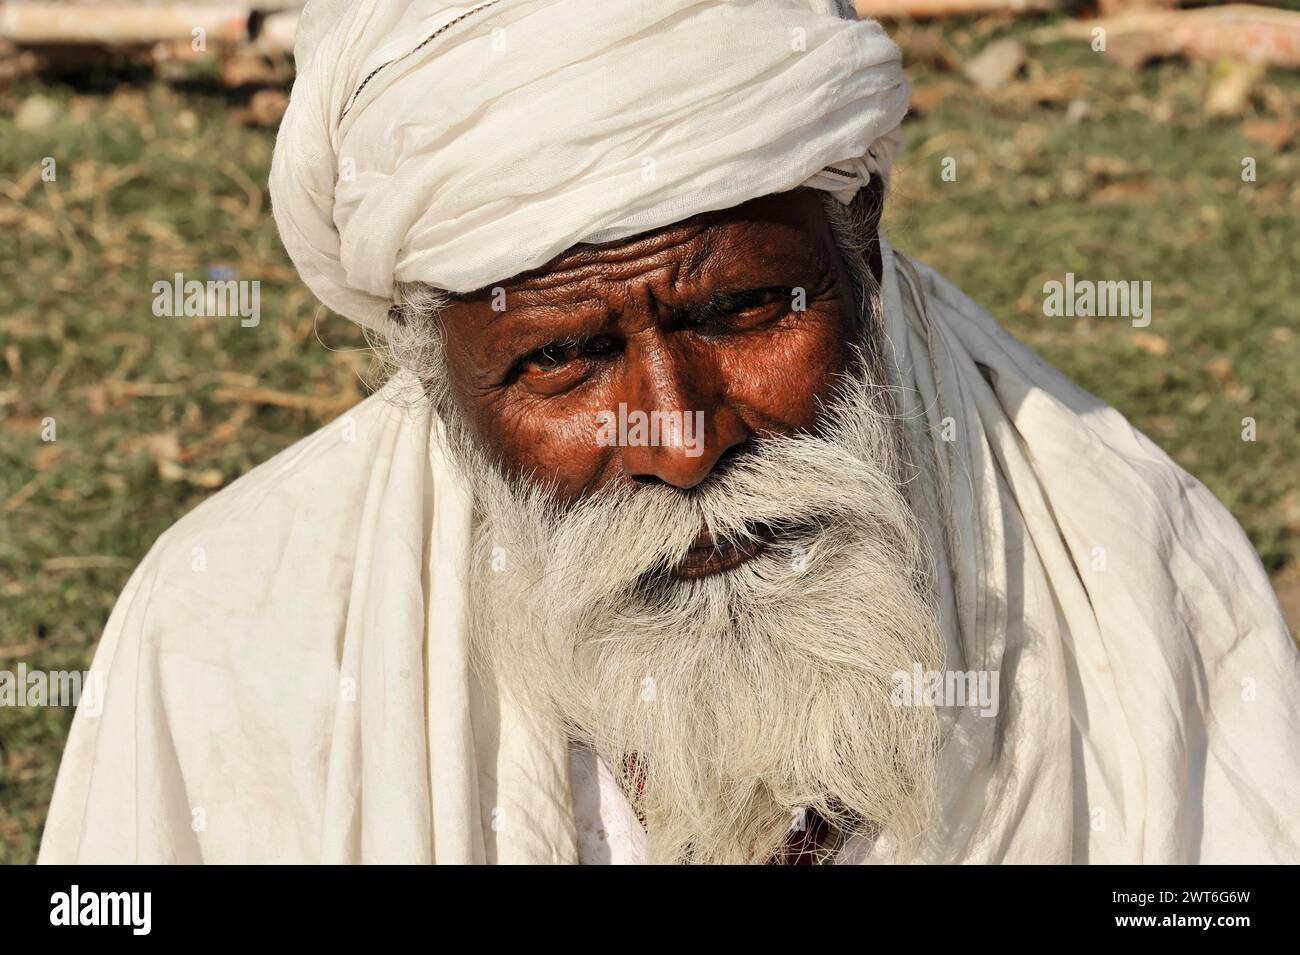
[41, 0, 1299, 865]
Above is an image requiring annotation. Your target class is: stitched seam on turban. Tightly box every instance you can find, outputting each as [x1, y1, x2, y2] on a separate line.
[341, 0, 506, 123]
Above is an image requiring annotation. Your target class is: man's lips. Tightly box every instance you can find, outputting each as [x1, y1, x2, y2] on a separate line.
[671, 524, 773, 580]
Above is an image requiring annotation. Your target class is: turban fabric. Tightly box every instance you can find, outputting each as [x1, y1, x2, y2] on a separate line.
[269, 0, 911, 329]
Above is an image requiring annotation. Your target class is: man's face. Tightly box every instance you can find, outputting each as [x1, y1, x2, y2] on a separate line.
[447, 187, 942, 865]
[437, 189, 860, 514]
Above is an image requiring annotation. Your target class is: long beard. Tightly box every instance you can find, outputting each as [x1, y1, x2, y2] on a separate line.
[456, 364, 943, 865]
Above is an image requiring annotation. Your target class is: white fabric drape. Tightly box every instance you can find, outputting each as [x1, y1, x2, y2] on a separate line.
[836, 238, 1300, 863]
[40, 237, 1300, 863]
[38, 386, 578, 864]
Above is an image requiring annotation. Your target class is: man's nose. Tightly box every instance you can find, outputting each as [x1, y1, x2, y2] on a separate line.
[616, 339, 748, 489]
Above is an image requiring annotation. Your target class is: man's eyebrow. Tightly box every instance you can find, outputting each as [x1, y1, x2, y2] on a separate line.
[482, 289, 608, 330]
[488, 281, 800, 352]
[485, 302, 614, 365]
[683, 285, 794, 324]
[479, 257, 821, 362]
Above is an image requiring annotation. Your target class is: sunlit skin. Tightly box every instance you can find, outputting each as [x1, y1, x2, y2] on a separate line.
[438, 189, 875, 579]
[438, 188, 877, 863]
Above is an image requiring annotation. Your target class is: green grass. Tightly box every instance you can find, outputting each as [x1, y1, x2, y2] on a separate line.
[1, 20, 1297, 863]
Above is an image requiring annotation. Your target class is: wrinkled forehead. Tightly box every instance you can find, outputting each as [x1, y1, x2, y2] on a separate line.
[451, 190, 839, 305]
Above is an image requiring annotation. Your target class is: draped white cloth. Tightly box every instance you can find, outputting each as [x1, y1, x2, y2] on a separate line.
[38, 0, 1300, 864]
[859, 240, 1298, 863]
[269, 0, 909, 329]
[39, 237, 1300, 864]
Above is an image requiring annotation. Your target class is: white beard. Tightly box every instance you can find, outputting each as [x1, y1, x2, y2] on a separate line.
[455, 363, 943, 864]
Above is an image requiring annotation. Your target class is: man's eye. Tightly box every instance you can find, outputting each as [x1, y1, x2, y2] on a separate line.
[526, 343, 577, 370]
[735, 287, 798, 315]
[517, 336, 617, 378]
[683, 287, 797, 331]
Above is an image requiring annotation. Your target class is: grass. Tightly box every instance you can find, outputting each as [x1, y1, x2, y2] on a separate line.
[1, 17, 1297, 863]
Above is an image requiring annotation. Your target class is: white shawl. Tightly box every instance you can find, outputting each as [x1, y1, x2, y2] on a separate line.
[40, 237, 1300, 864]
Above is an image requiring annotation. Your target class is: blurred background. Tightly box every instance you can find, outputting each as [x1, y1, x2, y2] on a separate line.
[0, 0, 1297, 863]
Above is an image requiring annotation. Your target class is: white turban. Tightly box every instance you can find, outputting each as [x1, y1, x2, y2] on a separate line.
[270, 0, 911, 330]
